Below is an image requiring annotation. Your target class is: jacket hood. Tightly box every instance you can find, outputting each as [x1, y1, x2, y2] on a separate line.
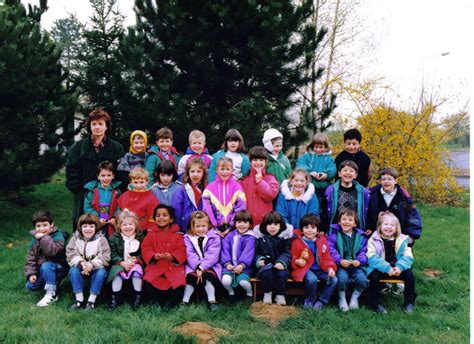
[280, 179, 315, 203]
[262, 128, 283, 152]
[253, 223, 294, 239]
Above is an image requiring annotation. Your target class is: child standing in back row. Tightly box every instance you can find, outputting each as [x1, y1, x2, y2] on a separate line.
[116, 130, 148, 191]
[262, 128, 292, 185]
[177, 130, 212, 179]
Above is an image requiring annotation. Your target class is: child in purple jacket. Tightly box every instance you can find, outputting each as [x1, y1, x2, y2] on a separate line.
[181, 211, 222, 311]
[328, 208, 368, 312]
[221, 211, 256, 301]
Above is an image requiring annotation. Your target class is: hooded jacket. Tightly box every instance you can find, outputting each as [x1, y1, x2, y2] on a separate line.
[254, 224, 293, 273]
[327, 224, 368, 266]
[172, 184, 203, 232]
[296, 151, 337, 190]
[184, 229, 222, 278]
[265, 151, 292, 185]
[145, 144, 181, 185]
[66, 231, 111, 269]
[177, 147, 213, 178]
[208, 149, 250, 182]
[118, 185, 159, 231]
[107, 231, 145, 283]
[221, 229, 256, 276]
[151, 180, 182, 206]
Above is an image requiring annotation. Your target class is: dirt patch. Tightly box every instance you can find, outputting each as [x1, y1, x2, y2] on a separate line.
[173, 322, 230, 344]
[424, 268, 442, 278]
[250, 302, 300, 327]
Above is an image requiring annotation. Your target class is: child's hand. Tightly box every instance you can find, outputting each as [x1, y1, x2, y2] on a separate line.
[388, 267, 397, 276]
[295, 258, 307, 268]
[108, 218, 116, 225]
[154, 253, 163, 261]
[233, 264, 244, 274]
[196, 269, 203, 284]
[120, 261, 132, 271]
[226, 264, 234, 271]
[100, 218, 107, 225]
[29, 275, 37, 283]
[162, 253, 173, 261]
[218, 229, 230, 238]
[274, 262, 285, 270]
[255, 168, 263, 183]
[310, 172, 320, 180]
[34, 232, 45, 239]
[328, 268, 336, 278]
[340, 259, 351, 268]
[81, 262, 93, 275]
[319, 172, 328, 181]
[392, 267, 401, 276]
[364, 229, 373, 236]
[352, 260, 361, 267]
[258, 260, 265, 268]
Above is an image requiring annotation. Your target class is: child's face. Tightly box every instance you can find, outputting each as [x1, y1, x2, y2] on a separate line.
[155, 208, 173, 229]
[35, 221, 53, 235]
[344, 139, 361, 154]
[159, 173, 173, 187]
[235, 220, 250, 234]
[313, 143, 326, 155]
[339, 214, 355, 233]
[131, 177, 148, 191]
[190, 138, 205, 154]
[81, 224, 96, 239]
[189, 165, 204, 185]
[380, 174, 397, 193]
[157, 138, 173, 152]
[251, 158, 266, 171]
[227, 139, 240, 152]
[120, 218, 137, 236]
[193, 218, 209, 237]
[90, 119, 107, 137]
[380, 216, 397, 238]
[272, 138, 283, 154]
[338, 166, 357, 184]
[217, 163, 233, 181]
[290, 173, 308, 194]
[302, 224, 318, 240]
[132, 135, 146, 153]
[267, 222, 281, 236]
[98, 169, 114, 188]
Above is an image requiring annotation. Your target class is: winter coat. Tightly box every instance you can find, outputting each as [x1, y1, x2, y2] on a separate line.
[202, 175, 247, 228]
[254, 224, 293, 273]
[177, 147, 213, 178]
[275, 180, 320, 229]
[107, 231, 145, 283]
[116, 152, 147, 191]
[66, 231, 111, 269]
[296, 152, 337, 190]
[145, 145, 181, 185]
[366, 231, 414, 275]
[172, 184, 203, 232]
[327, 224, 368, 266]
[117, 186, 159, 231]
[184, 229, 222, 278]
[83, 180, 121, 221]
[290, 229, 337, 281]
[265, 151, 292, 185]
[367, 184, 422, 239]
[240, 168, 279, 225]
[25, 227, 67, 278]
[325, 180, 370, 229]
[220, 229, 256, 276]
[141, 223, 187, 290]
[65, 136, 124, 222]
[208, 150, 250, 182]
[151, 181, 182, 206]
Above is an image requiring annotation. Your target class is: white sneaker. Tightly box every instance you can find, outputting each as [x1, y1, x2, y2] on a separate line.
[263, 292, 272, 304]
[275, 295, 286, 306]
[37, 293, 58, 307]
[393, 283, 405, 295]
[349, 295, 359, 310]
[338, 291, 349, 312]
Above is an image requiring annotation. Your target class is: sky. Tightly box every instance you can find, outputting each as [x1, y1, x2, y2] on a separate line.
[20, 0, 473, 120]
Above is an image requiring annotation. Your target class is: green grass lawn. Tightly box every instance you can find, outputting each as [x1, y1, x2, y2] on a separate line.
[0, 174, 469, 343]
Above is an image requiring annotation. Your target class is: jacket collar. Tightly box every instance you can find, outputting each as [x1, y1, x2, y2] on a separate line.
[280, 179, 315, 203]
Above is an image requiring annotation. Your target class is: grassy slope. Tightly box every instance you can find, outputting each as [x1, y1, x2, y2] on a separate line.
[0, 176, 469, 343]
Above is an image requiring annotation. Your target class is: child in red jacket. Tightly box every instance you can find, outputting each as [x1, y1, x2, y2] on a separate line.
[142, 205, 186, 309]
[291, 214, 337, 310]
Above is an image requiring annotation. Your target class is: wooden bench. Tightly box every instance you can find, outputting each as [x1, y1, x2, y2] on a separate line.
[380, 279, 404, 284]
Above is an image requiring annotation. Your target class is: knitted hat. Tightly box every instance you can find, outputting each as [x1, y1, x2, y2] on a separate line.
[129, 130, 148, 154]
[262, 128, 283, 152]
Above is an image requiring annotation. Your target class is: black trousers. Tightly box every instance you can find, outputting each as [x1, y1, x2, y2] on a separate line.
[260, 268, 289, 295]
[186, 271, 220, 288]
[368, 269, 417, 308]
[144, 282, 183, 307]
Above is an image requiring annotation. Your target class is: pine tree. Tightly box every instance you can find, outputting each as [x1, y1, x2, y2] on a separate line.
[0, 0, 70, 191]
[118, 0, 319, 151]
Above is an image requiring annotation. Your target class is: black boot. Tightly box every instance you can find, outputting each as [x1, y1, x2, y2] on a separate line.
[108, 293, 120, 311]
[132, 292, 142, 311]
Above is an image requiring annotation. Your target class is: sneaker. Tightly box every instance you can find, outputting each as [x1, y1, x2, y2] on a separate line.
[85, 301, 95, 311]
[132, 293, 142, 311]
[275, 295, 286, 306]
[381, 284, 391, 294]
[37, 293, 58, 307]
[209, 302, 219, 312]
[179, 301, 189, 309]
[338, 296, 349, 312]
[403, 303, 414, 314]
[69, 300, 83, 311]
[303, 299, 314, 309]
[108, 293, 120, 311]
[263, 292, 272, 304]
[373, 304, 387, 314]
[313, 301, 324, 311]
[348, 296, 359, 310]
[393, 283, 405, 295]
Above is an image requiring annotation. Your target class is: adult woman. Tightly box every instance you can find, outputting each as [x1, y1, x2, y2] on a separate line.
[66, 108, 124, 228]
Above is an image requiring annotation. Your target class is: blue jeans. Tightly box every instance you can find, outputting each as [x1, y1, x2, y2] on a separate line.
[337, 267, 368, 291]
[304, 269, 338, 304]
[26, 262, 68, 292]
[69, 266, 108, 295]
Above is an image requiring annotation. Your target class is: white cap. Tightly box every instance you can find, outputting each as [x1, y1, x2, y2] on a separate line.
[262, 128, 283, 152]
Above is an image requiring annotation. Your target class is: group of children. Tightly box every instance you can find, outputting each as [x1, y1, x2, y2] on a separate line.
[26, 126, 422, 315]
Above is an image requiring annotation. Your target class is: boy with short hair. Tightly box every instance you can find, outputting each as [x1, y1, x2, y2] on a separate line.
[366, 167, 422, 244]
[118, 167, 159, 231]
[83, 161, 122, 237]
[25, 210, 68, 307]
[262, 128, 292, 185]
[240, 146, 279, 225]
[177, 130, 212, 179]
[325, 160, 370, 231]
[145, 127, 181, 185]
[334, 128, 372, 187]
